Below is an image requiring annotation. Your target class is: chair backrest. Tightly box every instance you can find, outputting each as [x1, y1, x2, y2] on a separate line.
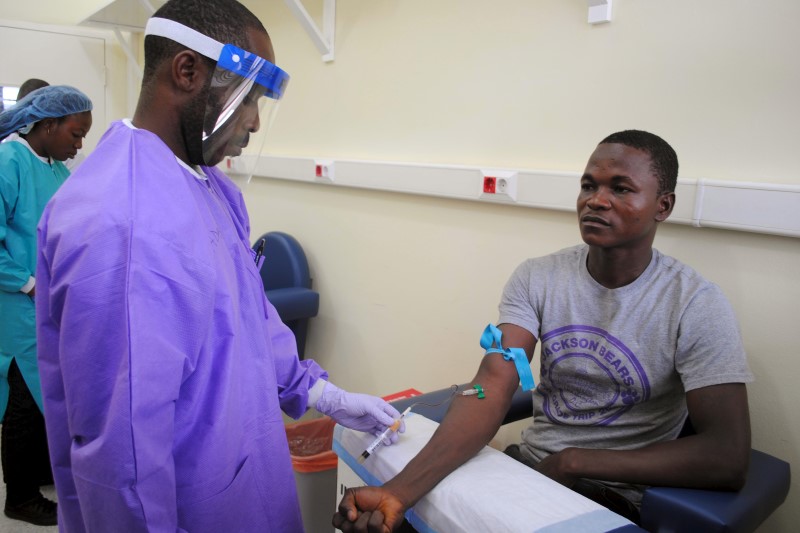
[253, 231, 312, 291]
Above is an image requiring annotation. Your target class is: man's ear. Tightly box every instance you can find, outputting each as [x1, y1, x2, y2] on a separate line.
[171, 50, 208, 93]
[655, 192, 676, 222]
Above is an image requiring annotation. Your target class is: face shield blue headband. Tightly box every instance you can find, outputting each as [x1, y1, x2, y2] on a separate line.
[144, 17, 289, 185]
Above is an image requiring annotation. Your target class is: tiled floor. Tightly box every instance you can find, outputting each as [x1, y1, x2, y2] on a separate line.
[0, 484, 58, 533]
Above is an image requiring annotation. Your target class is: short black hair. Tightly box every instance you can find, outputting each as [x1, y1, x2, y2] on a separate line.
[600, 130, 679, 195]
[143, 0, 267, 78]
[18, 78, 49, 99]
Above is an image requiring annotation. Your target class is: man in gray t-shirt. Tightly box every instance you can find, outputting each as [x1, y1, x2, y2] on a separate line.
[334, 130, 753, 531]
[499, 243, 753, 512]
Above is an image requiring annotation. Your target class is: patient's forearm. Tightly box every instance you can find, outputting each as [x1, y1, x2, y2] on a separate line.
[384, 395, 505, 506]
[384, 368, 519, 508]
[555, 435, 749, 490]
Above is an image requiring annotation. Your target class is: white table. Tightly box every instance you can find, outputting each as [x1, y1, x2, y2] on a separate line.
[333, 414, 638, 533]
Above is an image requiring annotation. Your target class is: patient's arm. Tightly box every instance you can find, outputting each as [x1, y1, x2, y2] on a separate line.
[333, 323, 537, 533]
[534, 382, 751, 490]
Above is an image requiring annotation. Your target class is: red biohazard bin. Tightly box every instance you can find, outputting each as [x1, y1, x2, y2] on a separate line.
[285, 416, 338, 531]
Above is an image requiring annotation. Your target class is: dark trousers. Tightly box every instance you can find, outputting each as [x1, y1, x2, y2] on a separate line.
[504, 444, 641, 526]
[1, 359, 53, 505]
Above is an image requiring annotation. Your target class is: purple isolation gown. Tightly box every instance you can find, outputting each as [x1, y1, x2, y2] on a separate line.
[36, 120, 327, 532]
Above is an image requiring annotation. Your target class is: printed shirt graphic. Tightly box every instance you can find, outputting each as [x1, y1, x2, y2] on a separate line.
[540, 325, 650, 426]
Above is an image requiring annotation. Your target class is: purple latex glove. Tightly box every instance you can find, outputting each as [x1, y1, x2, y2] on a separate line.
[315, 382, 405, 444]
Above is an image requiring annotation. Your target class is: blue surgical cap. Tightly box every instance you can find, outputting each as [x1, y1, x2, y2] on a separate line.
[0, 85, 92, 139]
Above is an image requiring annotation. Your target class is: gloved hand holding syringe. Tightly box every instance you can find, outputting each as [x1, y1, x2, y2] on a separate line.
[357, 384, 485, 464]
[358, 406, 412, 464]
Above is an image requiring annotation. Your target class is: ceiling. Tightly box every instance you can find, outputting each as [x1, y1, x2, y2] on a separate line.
[0, 0, 166, 30]
[81, 0, 168, 31]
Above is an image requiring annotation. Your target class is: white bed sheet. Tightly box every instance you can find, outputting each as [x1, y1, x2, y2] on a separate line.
[333, 413, 635, 533]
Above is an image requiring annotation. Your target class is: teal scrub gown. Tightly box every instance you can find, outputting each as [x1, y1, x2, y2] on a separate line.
[0, 139, 69, 418]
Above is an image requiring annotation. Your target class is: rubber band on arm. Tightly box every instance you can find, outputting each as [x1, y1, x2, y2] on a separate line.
[480, 324, 536, 391]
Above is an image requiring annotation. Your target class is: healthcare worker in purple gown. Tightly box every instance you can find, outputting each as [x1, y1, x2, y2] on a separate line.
[35, 1, 402, 531]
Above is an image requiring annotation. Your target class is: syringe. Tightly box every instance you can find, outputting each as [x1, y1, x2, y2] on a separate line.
[357, 406, 412, 464]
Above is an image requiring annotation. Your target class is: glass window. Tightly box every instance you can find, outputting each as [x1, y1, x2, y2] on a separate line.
[1, 86, 20, 112]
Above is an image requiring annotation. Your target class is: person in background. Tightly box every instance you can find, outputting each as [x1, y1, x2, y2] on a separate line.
[0, 85, 92, 526]
[35, 1, 402, 531]
[3, 79, 85, 172]
[17, 79, 50, 101]
[0, 79, 49, 114]
[333, 130, 753, 532]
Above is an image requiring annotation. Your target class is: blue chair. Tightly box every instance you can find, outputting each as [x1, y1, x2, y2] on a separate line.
[253, 231, 319, 359]
[391, 386, 791, 533]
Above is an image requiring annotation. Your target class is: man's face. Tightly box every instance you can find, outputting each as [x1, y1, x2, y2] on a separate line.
[202, 28, 275, 166]
[577, 143, 673, 250]
[219, 85, 263, 158]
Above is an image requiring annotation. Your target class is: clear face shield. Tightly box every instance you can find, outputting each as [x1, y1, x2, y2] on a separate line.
[145, 18, 289, 187]
[203, 44, 288, 185]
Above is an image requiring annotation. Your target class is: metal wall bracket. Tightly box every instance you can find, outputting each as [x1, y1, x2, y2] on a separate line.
[113, 27, 143, 80]
[283, 0, 336, 62]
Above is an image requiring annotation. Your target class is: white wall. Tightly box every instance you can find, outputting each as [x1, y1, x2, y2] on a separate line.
[242, 1, 799, 531]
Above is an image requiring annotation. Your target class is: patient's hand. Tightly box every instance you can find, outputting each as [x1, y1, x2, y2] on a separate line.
[533, 448, 580, 488]
[333, 486, 406, 533]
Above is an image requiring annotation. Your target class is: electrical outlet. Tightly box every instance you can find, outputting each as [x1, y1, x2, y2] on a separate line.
[480, 171, 518, 202]
[314, 159, 335, 182]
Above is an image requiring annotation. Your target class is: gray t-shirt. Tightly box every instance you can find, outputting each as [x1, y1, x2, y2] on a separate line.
[498, 245, 753, 501]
